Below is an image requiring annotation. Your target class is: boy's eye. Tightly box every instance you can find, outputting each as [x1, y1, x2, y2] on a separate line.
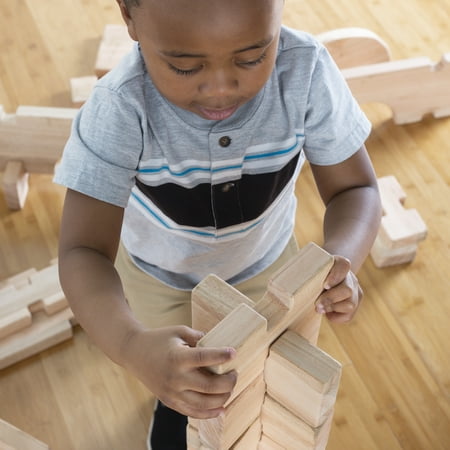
[168, 63, 201, 77]
[238, 52, 267, 67]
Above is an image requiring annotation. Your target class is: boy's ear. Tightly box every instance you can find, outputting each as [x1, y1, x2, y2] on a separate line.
[116, 0, 138, 41]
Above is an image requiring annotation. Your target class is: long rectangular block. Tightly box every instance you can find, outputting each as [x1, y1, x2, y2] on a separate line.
[264, 330, 341, 428]
[199, 374, 265, 450]
[261, 395, 334, 450]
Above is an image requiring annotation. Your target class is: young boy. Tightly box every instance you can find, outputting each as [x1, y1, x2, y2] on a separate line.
[54, 0, 382, 448]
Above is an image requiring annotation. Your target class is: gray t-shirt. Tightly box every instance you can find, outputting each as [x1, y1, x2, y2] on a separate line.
[54, 26, 371, 290]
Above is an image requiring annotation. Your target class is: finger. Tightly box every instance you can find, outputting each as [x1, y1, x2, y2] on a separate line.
[182, 346, 236, 369]
[326, 299, 357, 314]
[183, 368, 237, 394]
[316, 282, 353, 313]
[182, 390, 232, 412]
[323, 255, 350, 289]
[175, 325, 206, 347]
[325, 310, 354, 324]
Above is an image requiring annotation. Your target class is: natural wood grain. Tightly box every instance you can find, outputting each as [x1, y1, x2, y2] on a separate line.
[0, 0, 449, 449]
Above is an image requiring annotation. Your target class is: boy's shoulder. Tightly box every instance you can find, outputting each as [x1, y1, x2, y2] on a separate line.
[279, 26, 322, 53]
[95, 43, 147, 94]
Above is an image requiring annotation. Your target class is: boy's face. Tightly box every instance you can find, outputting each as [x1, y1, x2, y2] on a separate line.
[118, 0, 284, 120]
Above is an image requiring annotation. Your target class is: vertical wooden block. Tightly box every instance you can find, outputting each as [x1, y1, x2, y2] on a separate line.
[199, 374, 266, 450]
[264, 330, 341, 428]
[261, 395, 334, 450]
[191, 274, 255, 334]
[2, 160, 29, 210]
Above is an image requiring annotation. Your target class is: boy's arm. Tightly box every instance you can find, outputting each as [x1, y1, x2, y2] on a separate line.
[310, 145, 382, 322]
[58, 189, 236, 418]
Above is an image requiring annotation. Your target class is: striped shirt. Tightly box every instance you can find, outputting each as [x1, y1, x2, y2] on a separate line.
[54, 26, 371, 289]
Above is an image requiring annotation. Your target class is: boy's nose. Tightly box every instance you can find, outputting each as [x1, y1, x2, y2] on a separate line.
[199, 69, 238, 98]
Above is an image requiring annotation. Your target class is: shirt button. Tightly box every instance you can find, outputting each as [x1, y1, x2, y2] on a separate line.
[219, 136, 231, 147]
[221, 182, 235, 193]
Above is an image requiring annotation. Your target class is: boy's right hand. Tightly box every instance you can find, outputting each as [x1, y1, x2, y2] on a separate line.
[124, 325, 237, 418]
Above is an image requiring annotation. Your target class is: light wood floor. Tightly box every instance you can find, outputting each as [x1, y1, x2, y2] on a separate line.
[1, 1, 449, 449]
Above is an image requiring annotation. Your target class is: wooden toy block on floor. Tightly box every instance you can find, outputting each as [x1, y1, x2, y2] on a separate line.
[94, 24, 134, 78]
[0, 418, 49, 449]
[1, 161, 29, 210]
[0, 105, 77, 209]
[69, 76, 98, 107]
[371, 175, 427, 267]
[343, 53, 450, 124]
[189, 242, 342, 449]
[0, 260, 75, 370]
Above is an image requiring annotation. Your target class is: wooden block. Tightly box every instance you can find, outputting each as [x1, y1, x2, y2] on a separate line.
[0, 268, 36, 291]
[264, 330, 341, 428]
[258, 434, 285, 450]
[0, 418, 49, 450]
[0, 106, 78, 173]
[1, 161, 29, 210]
[0, 263, 68, 339]
[191, 274, 255, 334]
[0, 308, 32, 340]
[288, 304, 322, 345]
[198, 374, 265, 450]
[370, 235, 418, 268]
[0, 308, 74, 370]
[231, 419, 261, 450]
[70, 76, 98, 107]
[254, 243, 333, 342]
[343, 53, 450, 124]
[197, 303, 267, 375]
[187, 424, 202, 450]
[318, 27, 391, 69]
[376, 175, 427, 249]
[261, 396, 333, 450]
[95, 24, 134, 78]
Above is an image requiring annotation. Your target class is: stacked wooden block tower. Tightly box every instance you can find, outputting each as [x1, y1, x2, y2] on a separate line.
[0, 260, 74, 370]
[188, 242, 342, 449]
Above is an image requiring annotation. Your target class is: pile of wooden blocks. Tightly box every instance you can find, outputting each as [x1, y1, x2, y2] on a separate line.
[370, 175, 427, 267]
[0, 105, 77, 209]
[0, 260, 75, 370]
[188, 242, 341, 449]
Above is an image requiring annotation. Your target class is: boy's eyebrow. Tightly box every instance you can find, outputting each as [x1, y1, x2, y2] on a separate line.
[160, 36, 274, 58]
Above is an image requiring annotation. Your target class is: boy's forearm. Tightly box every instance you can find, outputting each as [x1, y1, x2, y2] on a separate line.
[321, 185, 382, 272]
[59, 247, 145, 367]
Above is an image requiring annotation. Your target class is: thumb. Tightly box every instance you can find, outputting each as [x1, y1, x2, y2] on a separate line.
[324, 255, 351, 290]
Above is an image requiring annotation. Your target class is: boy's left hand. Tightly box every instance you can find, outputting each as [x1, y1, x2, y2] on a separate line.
[315, 255, 363, 323]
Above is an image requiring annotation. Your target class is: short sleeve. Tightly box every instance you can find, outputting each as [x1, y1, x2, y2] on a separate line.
[53, 86, 143, 207]
[303, 45, 372, 166]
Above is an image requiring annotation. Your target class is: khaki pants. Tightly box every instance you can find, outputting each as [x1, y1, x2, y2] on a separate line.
[115, 236, 299, 329]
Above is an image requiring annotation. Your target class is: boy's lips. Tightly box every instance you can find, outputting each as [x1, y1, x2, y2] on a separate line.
[197, 104, 239, 120]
